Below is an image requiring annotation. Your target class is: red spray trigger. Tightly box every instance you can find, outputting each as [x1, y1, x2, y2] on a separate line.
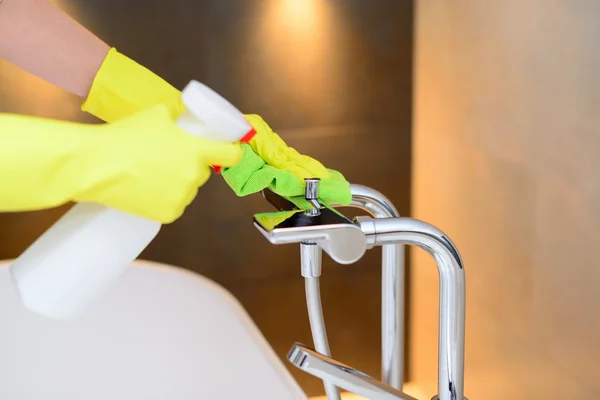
[176, 80, 256, 175]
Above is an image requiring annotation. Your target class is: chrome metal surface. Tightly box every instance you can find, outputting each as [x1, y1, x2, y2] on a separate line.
[304, 178, 322, 216]
[301, 181, 338, 397]
[305, 275, 340, 400]
[301, 243, 322, 278]
[348, 184, 400, 218]
[258, 184, 406, 389]
[349, 184, 405, 390]
[254, 188, 366, 264]
[288, 343, 418, 400]
[253, 221, 367, 265]
[357, 217, 466, 400]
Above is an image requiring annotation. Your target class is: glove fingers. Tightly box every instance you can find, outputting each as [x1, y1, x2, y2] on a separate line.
[297, 154, 330, 179]
[278, 157, 330, 181]
[245, 114, 289, 161]
[285, 165, 318, 182]
[192, 140, 244, 167]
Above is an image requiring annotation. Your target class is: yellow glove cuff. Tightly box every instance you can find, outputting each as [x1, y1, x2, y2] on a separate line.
[81, 48, 184, 123]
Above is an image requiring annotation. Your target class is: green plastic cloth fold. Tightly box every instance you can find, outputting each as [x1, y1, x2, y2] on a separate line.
[221, 144, 352, 210]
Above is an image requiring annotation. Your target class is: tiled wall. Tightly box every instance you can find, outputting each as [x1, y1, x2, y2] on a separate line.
[412, 1, 600, 398]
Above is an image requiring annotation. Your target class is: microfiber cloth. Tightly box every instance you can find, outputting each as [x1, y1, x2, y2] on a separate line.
[222, 144, 352, 210]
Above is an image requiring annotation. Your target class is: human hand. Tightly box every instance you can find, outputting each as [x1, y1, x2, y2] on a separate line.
[75, 105, 243, 223]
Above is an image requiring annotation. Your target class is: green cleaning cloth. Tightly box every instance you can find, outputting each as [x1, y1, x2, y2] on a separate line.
[222, 144, 352, 210]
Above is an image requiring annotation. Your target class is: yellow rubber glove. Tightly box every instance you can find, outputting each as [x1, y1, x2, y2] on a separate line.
[80, 48, 330, 181]
[0, 105, 242, 223]
[244, 114, 331, 181]
[81, 48, 185, 123]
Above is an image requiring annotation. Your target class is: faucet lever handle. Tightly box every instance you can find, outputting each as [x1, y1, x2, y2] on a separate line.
[304, 178, 320, 200]
[260, 189, 299, 212]
[287, 343, 418, 400]
[304, 178, 322, 216]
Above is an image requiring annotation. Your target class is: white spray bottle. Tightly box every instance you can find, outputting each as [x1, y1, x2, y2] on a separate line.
[10, 80, 255, 320]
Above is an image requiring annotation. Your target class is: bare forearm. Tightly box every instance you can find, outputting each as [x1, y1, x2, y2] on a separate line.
[0, 0, 110, 97]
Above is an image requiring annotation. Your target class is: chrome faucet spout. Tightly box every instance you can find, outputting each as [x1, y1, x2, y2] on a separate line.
[357, 217, 466, 400]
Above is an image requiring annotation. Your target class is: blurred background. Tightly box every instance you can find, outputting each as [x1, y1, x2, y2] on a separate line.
[1, 0, 600, 398]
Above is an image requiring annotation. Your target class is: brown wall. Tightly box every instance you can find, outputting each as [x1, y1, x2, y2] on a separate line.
[0, 1, 413, 396]
[412, 1, 600, 398]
